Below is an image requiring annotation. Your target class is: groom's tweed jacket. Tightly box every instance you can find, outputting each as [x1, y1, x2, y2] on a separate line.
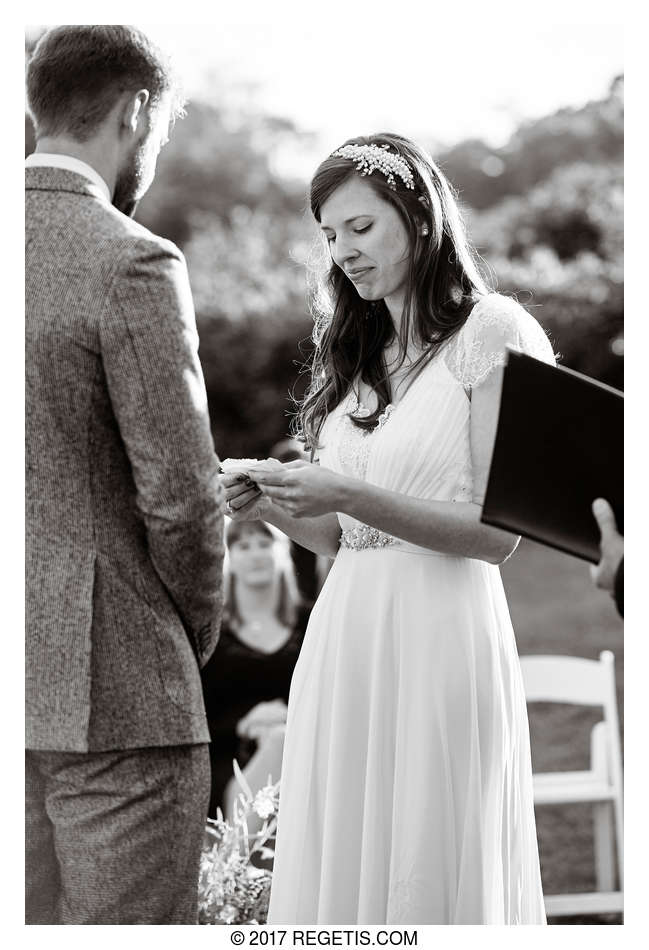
[26, 166, 225, 752]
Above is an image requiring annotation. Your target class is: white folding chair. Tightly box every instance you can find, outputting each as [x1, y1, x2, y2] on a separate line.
[520, 649, 623, 918]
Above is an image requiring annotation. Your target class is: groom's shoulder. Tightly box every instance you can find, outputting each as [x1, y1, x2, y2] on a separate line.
[94, 204, 182, 264]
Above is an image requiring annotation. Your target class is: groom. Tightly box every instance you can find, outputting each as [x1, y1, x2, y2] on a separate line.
[25, 26, 225, 923]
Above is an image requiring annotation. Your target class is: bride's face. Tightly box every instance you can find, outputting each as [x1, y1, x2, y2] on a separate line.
[319, 176, 410, 303]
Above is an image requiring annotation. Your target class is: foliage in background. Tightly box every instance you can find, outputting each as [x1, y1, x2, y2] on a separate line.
[435, 78, 623, 210]
[469, 157, 623, 387]
[135, 100, 316, 457]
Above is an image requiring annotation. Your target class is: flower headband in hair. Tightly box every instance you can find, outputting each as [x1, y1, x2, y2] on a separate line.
[331, 143, 415, 191]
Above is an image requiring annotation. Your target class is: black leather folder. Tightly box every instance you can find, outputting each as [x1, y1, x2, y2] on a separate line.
[480, 350, 623, 563]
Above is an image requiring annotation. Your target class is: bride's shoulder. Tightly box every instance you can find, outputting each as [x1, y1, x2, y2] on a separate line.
[464, 292, 541, 335]
[445, 293, 556, 388]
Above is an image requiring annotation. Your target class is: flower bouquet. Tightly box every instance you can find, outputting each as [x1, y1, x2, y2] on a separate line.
[198, 762, 280, 925]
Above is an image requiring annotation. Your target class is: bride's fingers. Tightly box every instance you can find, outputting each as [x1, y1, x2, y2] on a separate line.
[259, 485, 294, 502]
[253, 470, 289, 487]
[264, 495, 299, 516]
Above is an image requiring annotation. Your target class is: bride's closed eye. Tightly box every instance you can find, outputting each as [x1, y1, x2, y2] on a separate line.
[326, 224, 373, 244]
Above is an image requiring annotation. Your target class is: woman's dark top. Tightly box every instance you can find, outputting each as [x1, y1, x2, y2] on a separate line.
[201, 604, 311, 818]
[289, 540, 319, 605]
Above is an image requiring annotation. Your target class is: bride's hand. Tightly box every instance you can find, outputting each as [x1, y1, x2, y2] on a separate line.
[251, 460, 346, 518]
[220, 472, 270, 522]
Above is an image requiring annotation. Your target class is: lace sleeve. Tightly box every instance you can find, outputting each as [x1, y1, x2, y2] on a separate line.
[445, 293, 556, 390]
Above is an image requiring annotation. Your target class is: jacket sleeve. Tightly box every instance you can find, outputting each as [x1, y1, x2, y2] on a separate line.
[99, 235, 225, 666]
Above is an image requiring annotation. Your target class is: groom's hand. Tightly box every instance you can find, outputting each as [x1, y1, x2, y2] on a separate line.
[221, 472, 268, 521]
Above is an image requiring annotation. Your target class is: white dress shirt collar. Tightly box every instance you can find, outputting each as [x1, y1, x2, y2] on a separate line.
[25, 153, 111, 204]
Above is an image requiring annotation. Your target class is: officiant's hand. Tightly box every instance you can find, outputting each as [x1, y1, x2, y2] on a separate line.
[590, 498, 624, 595]
[252, 460, 346, 518]
[220, 472, 270, 522]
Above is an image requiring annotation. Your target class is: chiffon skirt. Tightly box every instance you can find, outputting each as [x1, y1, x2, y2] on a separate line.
[267, 546, 545, 925]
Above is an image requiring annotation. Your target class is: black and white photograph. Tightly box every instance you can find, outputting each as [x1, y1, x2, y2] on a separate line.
[21, 6, 629, 934]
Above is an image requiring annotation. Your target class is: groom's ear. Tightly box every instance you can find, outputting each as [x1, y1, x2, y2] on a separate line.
[119, 89, 151, 138]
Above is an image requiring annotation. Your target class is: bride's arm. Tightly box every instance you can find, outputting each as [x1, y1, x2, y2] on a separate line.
[264, 505, 341, 559]
[255, 369, 519, 565]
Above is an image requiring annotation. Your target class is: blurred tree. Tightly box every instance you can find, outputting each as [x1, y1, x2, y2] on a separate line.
[469, 159, 623, 387]
[434, 78, 623, 211]
[136, 102, 308, 248]
[183, 205, 316, 456]
[139, 98, 319, 455]
[24, 29, 43, 156]
[198, 313, 313, 460]
[470, 162, 623, 263]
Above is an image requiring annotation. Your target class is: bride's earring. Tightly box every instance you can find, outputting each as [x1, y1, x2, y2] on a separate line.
[421, 225, 429, 236]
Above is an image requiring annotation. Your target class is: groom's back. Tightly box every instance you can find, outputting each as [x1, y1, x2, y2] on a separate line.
[26, 166, 224, 753]
[26, 166, 164, 550]
[26, 169, 146, 544]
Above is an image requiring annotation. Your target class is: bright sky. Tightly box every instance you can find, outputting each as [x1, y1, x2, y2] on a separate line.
[138, 19, 624, 175]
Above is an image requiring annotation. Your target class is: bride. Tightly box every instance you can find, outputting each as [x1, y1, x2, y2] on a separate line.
[222, 133, 555, 924]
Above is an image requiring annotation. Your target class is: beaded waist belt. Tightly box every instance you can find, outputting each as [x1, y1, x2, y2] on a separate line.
[339, 524, 399, 551]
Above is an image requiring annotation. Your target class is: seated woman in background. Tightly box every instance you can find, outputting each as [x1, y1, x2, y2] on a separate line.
[201, 519, 310, 827]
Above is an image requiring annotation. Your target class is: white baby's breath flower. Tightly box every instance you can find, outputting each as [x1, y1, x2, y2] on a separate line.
[219, 903, 238, 924]
[253, 789, 276, 820]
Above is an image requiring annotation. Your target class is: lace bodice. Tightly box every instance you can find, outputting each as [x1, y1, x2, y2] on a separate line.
[443, 293, 555, 389]
[316, 294, 555, 538]
[336, 399, 395, 481]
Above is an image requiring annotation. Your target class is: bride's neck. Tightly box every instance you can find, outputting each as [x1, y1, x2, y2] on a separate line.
[383, 330, 426, 372]
[382, 299, 425, 367]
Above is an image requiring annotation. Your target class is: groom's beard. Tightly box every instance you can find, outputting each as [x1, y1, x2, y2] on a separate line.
[119, 198, 140, 219]
[112, 144, 148, 218]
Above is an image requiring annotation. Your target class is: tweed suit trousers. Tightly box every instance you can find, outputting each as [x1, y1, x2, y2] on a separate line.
[25, 744, 210, 924]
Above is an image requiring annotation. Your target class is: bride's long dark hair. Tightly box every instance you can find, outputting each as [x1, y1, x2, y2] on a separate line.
[293, 132, 492, 453]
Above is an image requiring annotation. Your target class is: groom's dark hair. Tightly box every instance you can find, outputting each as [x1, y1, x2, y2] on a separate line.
[26, 25, 185, 142]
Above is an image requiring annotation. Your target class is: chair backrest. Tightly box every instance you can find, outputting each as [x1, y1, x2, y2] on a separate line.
[521, 650, 622, 790]
[520, 650, 615, 708]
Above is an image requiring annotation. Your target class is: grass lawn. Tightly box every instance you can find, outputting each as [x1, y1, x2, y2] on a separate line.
[501, 538, 624, 924]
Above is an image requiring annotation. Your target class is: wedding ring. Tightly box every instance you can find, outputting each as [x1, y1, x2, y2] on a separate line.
[225, 501, 234, 515]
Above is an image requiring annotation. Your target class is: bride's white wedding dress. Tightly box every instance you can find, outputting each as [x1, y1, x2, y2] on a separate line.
[267, 294, 554, 925]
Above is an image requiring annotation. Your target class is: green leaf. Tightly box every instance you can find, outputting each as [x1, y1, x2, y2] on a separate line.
[233, 758, 253, 800]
